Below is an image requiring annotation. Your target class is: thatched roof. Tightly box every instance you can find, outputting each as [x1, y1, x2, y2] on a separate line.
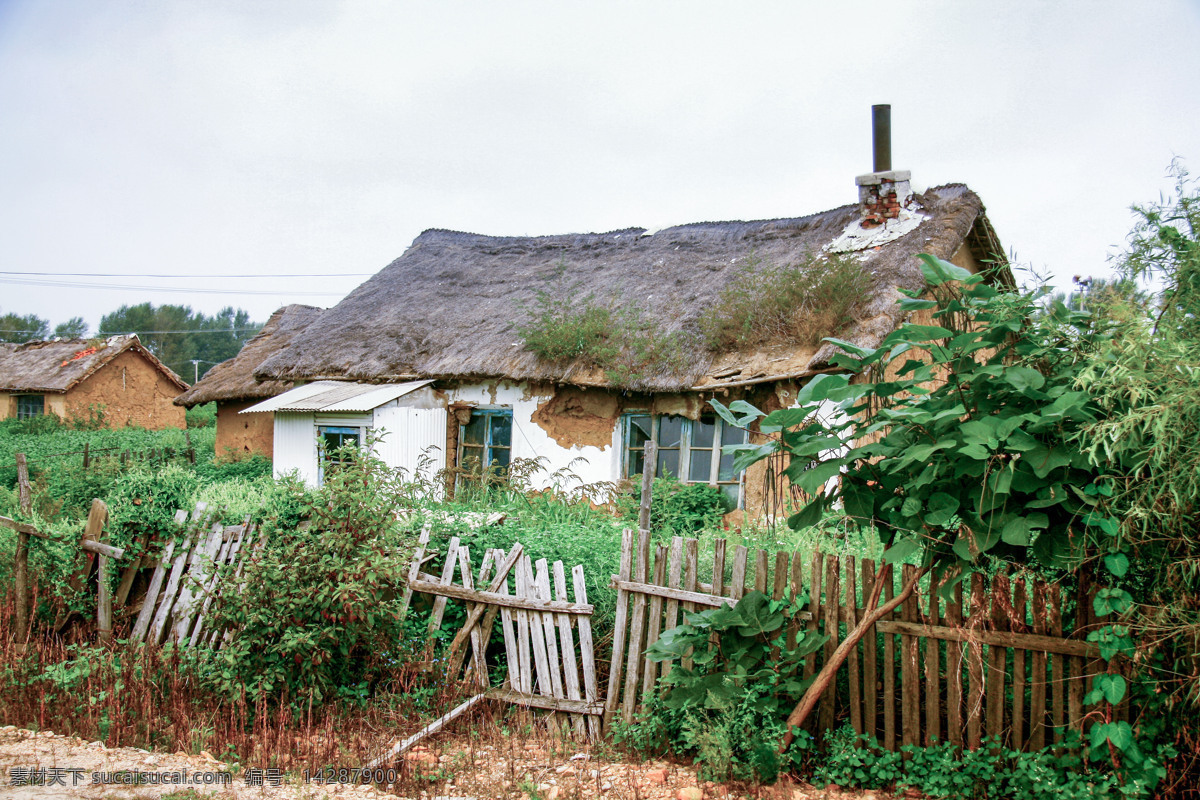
[257, 185, 1008, 392]
[0, 335, 188, 394]
[174, 304, 323, 407]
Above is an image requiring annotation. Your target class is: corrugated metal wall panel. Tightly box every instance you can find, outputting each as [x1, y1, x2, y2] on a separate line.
[373, 407, 448, 482]
[273, 411, 317, 486]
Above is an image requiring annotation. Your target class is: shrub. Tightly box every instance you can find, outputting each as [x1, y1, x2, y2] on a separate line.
[202, 439, 415, 704]
[699, 254, 869, 351]
[614, 590, 824, 782]
[185, 403, 216, 428]
[104, 464, 200, 558]
[617, 476, 732, 536]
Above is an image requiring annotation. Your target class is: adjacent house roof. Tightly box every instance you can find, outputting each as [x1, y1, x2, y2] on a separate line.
[174, 304, 324, 408]
[0, 335, 188, 394]
[241, 379, 433, 413]
[256, 185, 1007, 392]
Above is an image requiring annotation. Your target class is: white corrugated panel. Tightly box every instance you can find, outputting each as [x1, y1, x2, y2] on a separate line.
[243, 382, 343, 413]
[321, 381, 433, 412]
[373, 406, 448, 484]
[273, 411, 317, 486]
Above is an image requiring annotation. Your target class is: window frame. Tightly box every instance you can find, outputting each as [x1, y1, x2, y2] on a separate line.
[457, 407, 514, 473]
[316, 424, 364, 485]
[621, 412, 748, 508]
[16, 395, 44, 420]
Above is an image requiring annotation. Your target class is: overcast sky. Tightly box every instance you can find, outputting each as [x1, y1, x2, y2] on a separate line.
[2, 1, 1198, 336]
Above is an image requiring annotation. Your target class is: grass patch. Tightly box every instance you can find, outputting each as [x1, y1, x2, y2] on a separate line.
[518, 269, 690, 388]
[699, 254, 871, 351]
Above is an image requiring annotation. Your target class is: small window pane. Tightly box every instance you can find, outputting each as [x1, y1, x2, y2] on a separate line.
[629, 449, 645, 477]
[689, 448, 712, 482]
[463, 414, 488, 446]
[692, 418, 715, 448]
[720, 483, 740, 507]
[721, 422, 748, 447]
[490, 447, 511, 469]
[627, 415, 651, 449]
[490, 414, 512, 448]
[17, 395, 43, 420]
[718, 450, 738, 482]
[657, 448, 680, 478]
[658, 416, 683, 448]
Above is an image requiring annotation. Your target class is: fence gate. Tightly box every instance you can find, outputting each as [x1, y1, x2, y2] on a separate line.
[399, 529, 602, 740]
[605, 527, 1118, 751]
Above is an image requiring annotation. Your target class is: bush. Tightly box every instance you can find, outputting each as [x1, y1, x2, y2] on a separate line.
[699, 254, 869, 350]
[202, 440, 415, 704]
[617, 476, 732, 536]
[813, 725, 1122, 800]
[614, 590, 824, 782]
[104, 464, 201, 558]
[185, 403, 216, 428]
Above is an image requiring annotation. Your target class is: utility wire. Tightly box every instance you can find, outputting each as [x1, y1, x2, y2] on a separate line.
[0, 270, 373, 278]
[0, 276, 343, 296]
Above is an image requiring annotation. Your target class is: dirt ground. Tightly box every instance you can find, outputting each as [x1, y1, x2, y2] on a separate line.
[0, 726, 889, 800]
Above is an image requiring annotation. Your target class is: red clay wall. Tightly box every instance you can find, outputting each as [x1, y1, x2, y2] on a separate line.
[215, 400, 274, 459]
[57, 350, 185, 429]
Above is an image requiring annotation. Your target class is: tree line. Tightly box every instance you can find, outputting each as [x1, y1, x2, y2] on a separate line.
[0, 304, 263, 384]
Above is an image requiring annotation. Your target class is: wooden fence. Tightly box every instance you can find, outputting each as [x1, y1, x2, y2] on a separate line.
[129, 503, 264, 648]
[401, 530, 602, 739]
[605, 528, 1118, 751]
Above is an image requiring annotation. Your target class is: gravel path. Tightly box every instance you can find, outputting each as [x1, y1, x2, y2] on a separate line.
[0, 725, 880, 800]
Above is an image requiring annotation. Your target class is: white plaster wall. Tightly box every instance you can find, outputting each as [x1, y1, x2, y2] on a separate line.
[445, 382, 621, 492]
[273, 411, 317, 485]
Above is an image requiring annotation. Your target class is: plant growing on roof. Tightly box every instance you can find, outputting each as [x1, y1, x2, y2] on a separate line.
[698, 253, 870, 351]
[711, 254, 1170, 791]
[516, 268, 689, 388]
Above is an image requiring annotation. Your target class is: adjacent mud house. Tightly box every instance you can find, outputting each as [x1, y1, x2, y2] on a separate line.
[249, 165, 1012, 518]
[174, 304, 323, 459]
[0, 335, 188, 429]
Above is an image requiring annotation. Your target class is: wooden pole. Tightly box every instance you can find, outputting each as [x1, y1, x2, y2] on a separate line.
[14, 453, 32, 648]
[638, 440, 657, 534]
[82, 442, 90, 470]
[97, 553, 112, 644]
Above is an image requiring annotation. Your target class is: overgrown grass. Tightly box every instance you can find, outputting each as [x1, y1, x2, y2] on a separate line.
[699, 254, 871, 351]
[518, 276, 690, 388]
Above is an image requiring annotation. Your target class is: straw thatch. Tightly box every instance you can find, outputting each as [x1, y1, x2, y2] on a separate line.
[0, 335, 188, 393]
[256, 185, 1007, 392]
[174, 304, 323, 407]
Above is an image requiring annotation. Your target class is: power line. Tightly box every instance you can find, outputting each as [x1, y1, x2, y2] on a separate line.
[0, 270, 373, 278]
[0, 276, 344, 295]
[0, 328, 265, 335]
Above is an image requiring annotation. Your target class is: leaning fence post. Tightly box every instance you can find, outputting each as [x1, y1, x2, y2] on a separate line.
[82, 500, 111, 643]
[13, 453, 32, 648]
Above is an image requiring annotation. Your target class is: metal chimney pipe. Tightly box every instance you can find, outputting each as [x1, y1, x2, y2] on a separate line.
[872, 104, 891, 173]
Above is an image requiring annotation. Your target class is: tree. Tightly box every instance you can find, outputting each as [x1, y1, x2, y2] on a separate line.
[53, 317, 88, 339]
[0, 311, 49, 343]
[98, 303, 262, 380]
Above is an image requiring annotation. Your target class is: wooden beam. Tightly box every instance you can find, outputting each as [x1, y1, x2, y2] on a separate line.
[487, 688, 604, 716]
[81, 539, 125, 560]
[609, 577, 814, 619]
[875, 619, 1099, 659]
[409, 574, 592, 615]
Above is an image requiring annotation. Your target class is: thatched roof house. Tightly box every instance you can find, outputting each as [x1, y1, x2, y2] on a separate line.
[250, 172, 1009, 516]
[175, 304, 323, 459]
[0, 335, 187, 429]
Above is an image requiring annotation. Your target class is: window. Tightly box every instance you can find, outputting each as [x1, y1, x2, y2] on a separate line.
[16, 395, 44, 420]
[317, 425, 362, 484]
[458, 409, 512, 472]
[623, 414, 749, 507]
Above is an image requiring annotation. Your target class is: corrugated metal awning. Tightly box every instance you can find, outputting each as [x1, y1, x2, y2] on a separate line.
[240, 380, 434, 414]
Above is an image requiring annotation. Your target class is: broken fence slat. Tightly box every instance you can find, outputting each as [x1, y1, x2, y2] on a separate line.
[574, 564, 601, 739]
[129, 511, 187, 643]
[398, 525, 432, 620]
[365, 692, 488, 769]
[427, 536, 461, 634]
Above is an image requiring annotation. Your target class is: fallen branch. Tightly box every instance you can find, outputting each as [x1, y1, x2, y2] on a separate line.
[779, 562, 928, 752]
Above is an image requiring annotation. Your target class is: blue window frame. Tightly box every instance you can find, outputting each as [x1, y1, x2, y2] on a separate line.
[623, 413, 748, 507]
[317, 425, 362, 485]
[458, 408, 513, 472]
